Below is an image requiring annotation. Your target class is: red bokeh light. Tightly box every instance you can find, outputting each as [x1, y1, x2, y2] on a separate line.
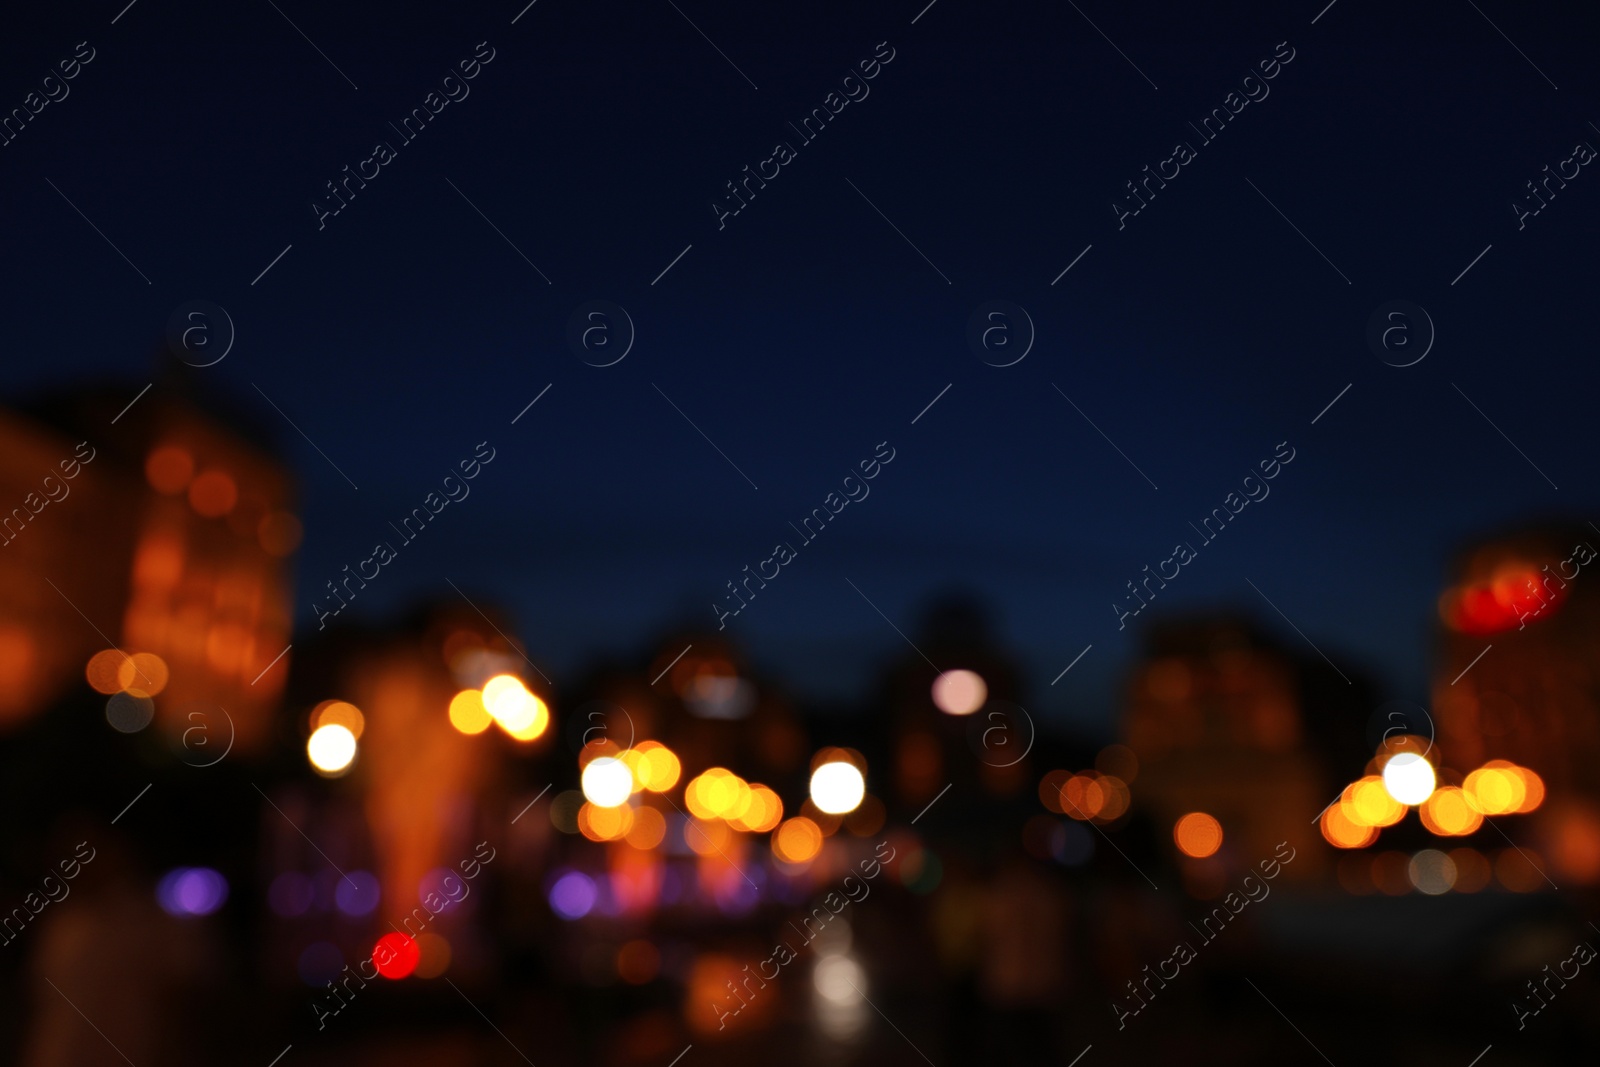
[1442, 565, 1562, 634]
[373, 932, 420, 979]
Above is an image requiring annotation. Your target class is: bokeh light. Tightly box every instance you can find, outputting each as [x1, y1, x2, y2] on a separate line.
[307, 723, 357, 775]
[482, 673, 550, 741]
[146, 445, 195, 494]
[373, 932, 420, 979]
[448, 689, 493, 735]
[810, 761, 866, 815]
[582, 756, 634, 808]
[1322, 802, 1379, 849]
[773, 817, 823, 864]
[105, 692, 155, 733]
[188, 470, 238, 517]
[549, 870, 598, 919]
[116, 652, 168, 697]
[1408, 849, 1457, 894]
[1173, 812, 1223, 858]
[157, 867, 228, 916]
[86, 649, 133, 695]
[413, 932, 452, 978]
[1344, 776, 1405, 827]
[334, 871, 380, 917]
[635, 741, 681, 792]
[931, 669, 987, 715]
[311, 699, 364, 740]
[1382, 752, 1436, 805]
[624, 805, 667, 849]
[268, 872, 315, 917]
[1419, 786, 1482, 837]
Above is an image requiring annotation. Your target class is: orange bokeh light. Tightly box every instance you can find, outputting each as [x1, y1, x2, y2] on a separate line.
[624, 805, 667, 850]
[311, 699, 364, 740]
[579, 802, 635, 842]
[1322, 802, 1379, 849]
[1174, 812, 1223, 858]
[772, 816, 823, 864]
[86, 649, 133, 695]
[145, 446, 194, 494]
[115, 652, 168, 697]
[188, 470, 238, 517]
[1419, 786, 1482, 836]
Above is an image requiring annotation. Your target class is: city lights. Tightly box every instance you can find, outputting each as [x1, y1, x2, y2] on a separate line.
[311, 699, 364, 739]
[307, 723, 357, 775]
[773, 816, 824, 864]
[481, 673, 550, 741]
[809, 761, 866, 815]
[931, 669, 987, 715]
[448, 689, 493, 735]
[581, 756, 634, 808]
[1173, 812, 1223, 858]
[372, 932, 420, 979]
[1381, 752, 1436, 805]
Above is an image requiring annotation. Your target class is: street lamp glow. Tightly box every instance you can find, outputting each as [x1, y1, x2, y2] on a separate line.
[582, 756, 634, 808]
[307, 723, 357, 775]
[931, 669, 987, 716]
[810, 761, 866, 815]
[1382, 752, 1436, 806]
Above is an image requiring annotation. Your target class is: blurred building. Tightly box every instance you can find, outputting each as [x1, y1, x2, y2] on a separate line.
[1433, 522, 1600, 886]
[1121, 617, 1330, 883]
[0, 381, 299, 750]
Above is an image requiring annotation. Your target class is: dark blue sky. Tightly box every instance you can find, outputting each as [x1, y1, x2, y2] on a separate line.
[4, 0, 1596, 733]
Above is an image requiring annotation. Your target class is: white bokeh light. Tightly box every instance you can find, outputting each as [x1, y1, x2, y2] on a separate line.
[1382, 752, 1436, 805]
[307, 723, 357, 774]
[582, 756, 634, 808]
[931, 669, 987, 716]
[810, 761, 866, 815]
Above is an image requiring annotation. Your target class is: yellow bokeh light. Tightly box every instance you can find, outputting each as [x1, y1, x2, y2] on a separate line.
[731, 785, 784, 833]
[620, 749, 652, 792]
[312, 699, 364, 740]
[1419, 785, 1483, 836]
[1174, 812, 1223, 858]
[307, 723, 357, 775]
[1464, 762, 1526, 815]
[1511, 766, 1545, 814]
[684, 774, 715, 819]
[637, 742, 681, 792]
[772, 816, 823, 863]
[503, 696, 550, 741]
[1344, 776, 1405, 828]
[448, 690, 493, 735]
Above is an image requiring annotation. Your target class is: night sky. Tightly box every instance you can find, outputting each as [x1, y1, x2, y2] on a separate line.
[4, 0, 1597, 731]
